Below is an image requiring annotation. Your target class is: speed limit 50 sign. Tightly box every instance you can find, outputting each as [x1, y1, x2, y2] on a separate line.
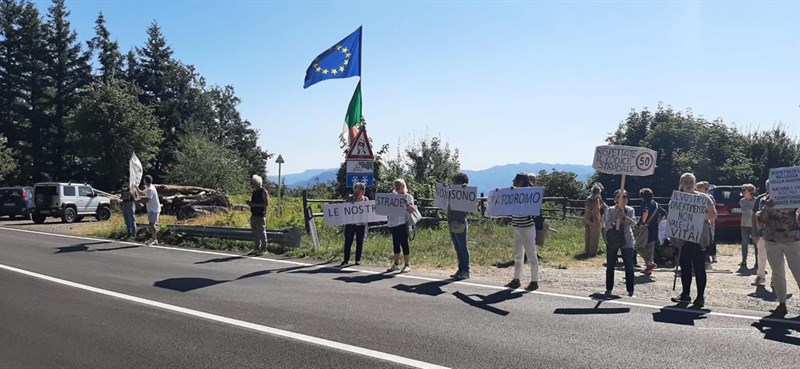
[592, 145, 657, 176]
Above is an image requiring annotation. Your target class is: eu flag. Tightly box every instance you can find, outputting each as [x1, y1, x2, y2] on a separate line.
[304, 26, 362, 89]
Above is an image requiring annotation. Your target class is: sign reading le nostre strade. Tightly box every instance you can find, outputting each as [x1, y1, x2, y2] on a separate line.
[592, 145, 657, 176]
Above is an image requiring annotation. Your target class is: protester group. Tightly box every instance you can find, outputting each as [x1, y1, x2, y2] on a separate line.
[120, 166, 800, 316]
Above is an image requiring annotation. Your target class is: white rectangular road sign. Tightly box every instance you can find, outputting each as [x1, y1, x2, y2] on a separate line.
[346, 160, 374, 174]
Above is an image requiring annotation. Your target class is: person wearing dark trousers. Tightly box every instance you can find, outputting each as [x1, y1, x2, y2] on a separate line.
[448, 173, 471, 280]
[386, 179, 415, 273]
[341, 182, 368, 266]
[603, 189, 637, 297]
[671, 173, 717, 307]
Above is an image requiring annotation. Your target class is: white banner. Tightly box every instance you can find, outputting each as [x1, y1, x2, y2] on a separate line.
[485, 187, 544, 217]
[374, 193, 410, 217]
[769, 166, 800, 209]
[434, 183, 478, 213]
[667, 190, 709, 243]
[322, 201, 387, 226]
[592, 145, 657, 176]
[129, 153, 143, 194]
[434, 183, 449, 210]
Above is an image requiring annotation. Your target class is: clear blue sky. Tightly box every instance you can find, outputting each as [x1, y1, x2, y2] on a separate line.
[37, 0, 800, 175]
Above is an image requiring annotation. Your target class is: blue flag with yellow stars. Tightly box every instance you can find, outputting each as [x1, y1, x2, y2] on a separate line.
[304, 26, 362, 89]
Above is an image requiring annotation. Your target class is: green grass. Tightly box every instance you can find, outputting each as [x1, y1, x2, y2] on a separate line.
[80, 196, 594, 269]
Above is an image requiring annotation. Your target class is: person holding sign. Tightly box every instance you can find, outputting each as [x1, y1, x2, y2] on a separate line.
[120, 177, 138, 240]
[448, 173, 472, 280]
[756, 188, 800, 316]
[340, 182, 368, 266]
[670, 173, 716, 307]
[603, 189, 637, 297]
[504, 173, 540, 291]
[386, 179, 415, 273]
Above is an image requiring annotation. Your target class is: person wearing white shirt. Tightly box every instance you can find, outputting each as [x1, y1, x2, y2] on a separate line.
[139, 175, 161, 245]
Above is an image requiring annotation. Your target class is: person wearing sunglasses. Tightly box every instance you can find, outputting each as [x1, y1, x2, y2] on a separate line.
[603, 189, 637, 297]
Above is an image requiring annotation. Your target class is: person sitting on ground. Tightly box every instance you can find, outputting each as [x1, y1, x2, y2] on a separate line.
[603, 189, 637, 297]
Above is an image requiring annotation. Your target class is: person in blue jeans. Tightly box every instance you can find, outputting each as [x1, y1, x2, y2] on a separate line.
[604, 189, 637, 297]
[448, 173, 471, 280]
[120, 178, 137, 240]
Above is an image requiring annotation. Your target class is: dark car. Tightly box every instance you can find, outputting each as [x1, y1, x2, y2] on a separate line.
[708, 185, 743, 232]
[0, 186, 34, 219]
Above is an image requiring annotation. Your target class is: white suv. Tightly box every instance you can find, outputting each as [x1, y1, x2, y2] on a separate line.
[31, 182, 112, 224]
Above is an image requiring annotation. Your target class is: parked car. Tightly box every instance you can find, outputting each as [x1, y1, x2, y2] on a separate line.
[708, 185, 743, 232]
[30, 182, 112, 224]
[0, 186, 34, 219]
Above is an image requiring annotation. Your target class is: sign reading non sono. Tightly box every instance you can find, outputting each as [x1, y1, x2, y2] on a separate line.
[593, 145, 657, 176]
[769, 165, 800, 209]
[374, 193, 411, 218]
[322, 200, 387, 226]
[435, 183, 478, 213]
[667, 190, 710, 243]
[485, 187, 544, 217]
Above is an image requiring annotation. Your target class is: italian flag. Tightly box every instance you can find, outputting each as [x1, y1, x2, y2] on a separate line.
[344, 80, 362, 146]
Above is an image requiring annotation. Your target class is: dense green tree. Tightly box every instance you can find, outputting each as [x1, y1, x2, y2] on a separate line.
[535, 169, 583, 199]
[0, 134, 16, 182]
[44, 0, 92, 180]
[71, 80, 162, 190]
[166, 134, 248, 195]
[0, 0, 25, 181]
[88, 12, 122, 81]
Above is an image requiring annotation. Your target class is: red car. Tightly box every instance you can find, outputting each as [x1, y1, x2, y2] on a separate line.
[708, 185, 743, 234]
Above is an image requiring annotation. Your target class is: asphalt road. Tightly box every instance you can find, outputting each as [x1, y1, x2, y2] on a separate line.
[1, 226, 798, 369]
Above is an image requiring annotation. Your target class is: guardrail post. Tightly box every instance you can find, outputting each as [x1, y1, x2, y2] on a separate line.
[302, 189, 310, 235]
[561, 197, 568, 220]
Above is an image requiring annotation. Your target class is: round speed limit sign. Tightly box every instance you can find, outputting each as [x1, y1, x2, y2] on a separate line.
[635, 152, 655, 173]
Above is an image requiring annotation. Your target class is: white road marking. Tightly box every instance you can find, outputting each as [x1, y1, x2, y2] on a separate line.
[1, 226, 798, 326]
[0, 263, 450, 369]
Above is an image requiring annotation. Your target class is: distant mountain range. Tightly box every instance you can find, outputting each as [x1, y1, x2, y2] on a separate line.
[269, 163, 595, 193]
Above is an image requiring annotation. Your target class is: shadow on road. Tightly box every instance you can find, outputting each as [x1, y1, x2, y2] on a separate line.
[154, 277, 227, 292]
[746, 286, 793, 302]
[752, 316, 800, 346]
[289, 267, 356, 275]
[236, 260, 335, 281]
[195, 256, 245, 264]
[392, 280, 452, 297]
[554, 300, 631, 315]
[453, 289, 527, 316]
[334, 273, 395, 284]
[652, 305, 709, 326]
[95, 245, 140, 252]
[53, 241, 111, 254]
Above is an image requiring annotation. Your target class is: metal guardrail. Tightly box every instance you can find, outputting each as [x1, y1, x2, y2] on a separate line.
[168, 224, 302, 248]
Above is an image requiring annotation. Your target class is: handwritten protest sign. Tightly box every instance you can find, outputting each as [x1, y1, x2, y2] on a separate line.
[434, 183, 479, 213]
[374, 193, 410, 218]
[434, 183, 448, 210]
[769, 166, 800, 209]
[667, 190, 709, 243]
[129, 153, 143, 194]
[322, 201, 387, 226]
[593, 145, 657, 176]
[485, 187, 544, 217]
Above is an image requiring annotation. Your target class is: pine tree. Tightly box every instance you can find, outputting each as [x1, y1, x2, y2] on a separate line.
[88, 11, 122, 81]
[123, 49, 137, 82]
[44, 0, 92, 180]
[0, 0, 24, 181]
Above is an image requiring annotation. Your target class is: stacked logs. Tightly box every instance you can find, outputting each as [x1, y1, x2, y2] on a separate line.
[154, 185, 234, 220]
